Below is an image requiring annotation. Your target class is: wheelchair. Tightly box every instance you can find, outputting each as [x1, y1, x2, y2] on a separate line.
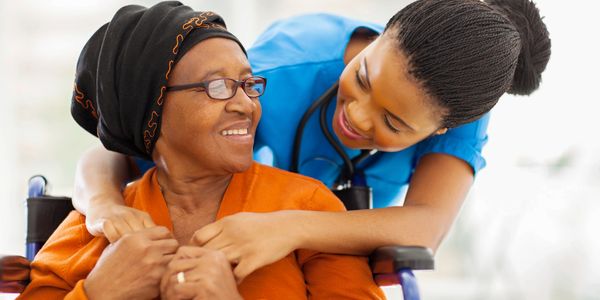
[0, 175, 434, 299]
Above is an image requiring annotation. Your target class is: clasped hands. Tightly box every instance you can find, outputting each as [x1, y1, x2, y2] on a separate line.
[84, 226, 242, 300]
[87, 205, 300, 288]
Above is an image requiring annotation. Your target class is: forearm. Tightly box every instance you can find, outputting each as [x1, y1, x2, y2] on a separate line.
[293, 205, 451, 255]
[295, 153, 473, 255]
[73, 144, 131, 215]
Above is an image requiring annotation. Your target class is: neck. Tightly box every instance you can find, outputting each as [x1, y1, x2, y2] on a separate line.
[344, 29, 378, 65]
[155, 162, 233, 214]
[153, 151, 233, 214]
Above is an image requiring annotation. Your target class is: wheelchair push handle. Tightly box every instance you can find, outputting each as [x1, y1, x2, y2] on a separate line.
[28, 175, 48, 198]
[26, 176, 74, 261]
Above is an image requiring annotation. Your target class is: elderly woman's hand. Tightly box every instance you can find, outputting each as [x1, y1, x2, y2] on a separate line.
[84, 226, 178, 300]
[190, 211, 301, 283]
[160, 246, 242, 300]
[86, 200, 156, 243]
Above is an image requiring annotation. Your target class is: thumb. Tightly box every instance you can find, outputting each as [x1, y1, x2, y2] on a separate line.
[190, 222, 222, 246]
[233, 259, 257, 284]
[86, 217, 106, 237]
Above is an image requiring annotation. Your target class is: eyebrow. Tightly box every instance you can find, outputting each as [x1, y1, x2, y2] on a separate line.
[385, 108, 416, 132]
[198, 66, 253, 81]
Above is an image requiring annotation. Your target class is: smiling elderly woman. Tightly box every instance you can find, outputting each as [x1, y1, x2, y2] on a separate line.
[18, 2, 384, 299]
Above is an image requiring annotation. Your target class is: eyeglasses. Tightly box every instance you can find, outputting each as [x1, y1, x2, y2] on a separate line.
[166, 76, 267, 100]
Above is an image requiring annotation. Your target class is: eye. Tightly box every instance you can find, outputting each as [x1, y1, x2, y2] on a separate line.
[355, 68, 368, 91]
[383, 114, 401, 134]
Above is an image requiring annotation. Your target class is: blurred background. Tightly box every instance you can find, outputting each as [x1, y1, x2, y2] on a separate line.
[1, 0, 598, 299]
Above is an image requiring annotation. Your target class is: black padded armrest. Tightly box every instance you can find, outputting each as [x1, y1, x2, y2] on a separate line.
[27, 196, 74, 244]
[369, 246, 434, 285]
[0, 255, 30, 293]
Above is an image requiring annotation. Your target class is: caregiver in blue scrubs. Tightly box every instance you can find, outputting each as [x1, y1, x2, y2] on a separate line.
[72, 0, 550, 281]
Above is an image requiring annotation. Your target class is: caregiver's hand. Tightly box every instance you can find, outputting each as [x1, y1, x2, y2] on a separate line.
[161, 246, 242, 300]
[85, 226, 178, 300]
[86, 199, 156, 243]
[191, 211, 301, 282]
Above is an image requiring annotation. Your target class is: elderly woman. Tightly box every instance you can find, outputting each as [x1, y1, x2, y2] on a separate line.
[18, 2, 385, 299]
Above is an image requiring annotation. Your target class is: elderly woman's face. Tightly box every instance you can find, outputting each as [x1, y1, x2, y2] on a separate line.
[158, 38, 261, 175]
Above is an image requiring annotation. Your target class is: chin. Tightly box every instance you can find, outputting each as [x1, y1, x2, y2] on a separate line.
[223, 156, 254, 174]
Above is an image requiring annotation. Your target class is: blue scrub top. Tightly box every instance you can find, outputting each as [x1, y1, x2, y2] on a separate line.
[137, 13, 490, 208]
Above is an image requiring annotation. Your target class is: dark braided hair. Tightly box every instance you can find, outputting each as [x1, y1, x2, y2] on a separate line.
[384, 0, 551, 128]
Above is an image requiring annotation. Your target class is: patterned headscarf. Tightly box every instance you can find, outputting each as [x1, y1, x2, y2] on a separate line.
[71, 1, 245, 159]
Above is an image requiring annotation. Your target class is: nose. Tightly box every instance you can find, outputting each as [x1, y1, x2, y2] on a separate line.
[225, 86, 256, 116]
[346, 98, 374, 135]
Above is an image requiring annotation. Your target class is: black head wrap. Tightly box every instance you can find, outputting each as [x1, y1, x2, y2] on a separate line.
[71, 1, 245, 160]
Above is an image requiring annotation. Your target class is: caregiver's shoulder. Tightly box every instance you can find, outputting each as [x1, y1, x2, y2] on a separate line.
[249, 13, 383, 70]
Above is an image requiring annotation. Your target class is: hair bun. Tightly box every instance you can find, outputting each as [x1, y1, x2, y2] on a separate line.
[487, 0, 551, 95]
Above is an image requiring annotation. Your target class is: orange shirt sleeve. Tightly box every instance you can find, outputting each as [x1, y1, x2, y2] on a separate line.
[297, 186, 385, 300]
[18, 211, 105, 300]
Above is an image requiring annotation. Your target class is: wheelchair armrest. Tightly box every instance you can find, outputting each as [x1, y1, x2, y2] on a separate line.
[369, 246, 434, 286]
[0, 255, 30, 293]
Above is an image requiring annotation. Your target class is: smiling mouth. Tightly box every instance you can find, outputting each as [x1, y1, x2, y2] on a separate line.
[220, 128, 249, 136]
[219, 126, 254, 146]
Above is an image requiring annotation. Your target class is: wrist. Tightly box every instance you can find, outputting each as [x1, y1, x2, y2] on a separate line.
[281, 210, 311, 250]
[89, 191, 123, 208]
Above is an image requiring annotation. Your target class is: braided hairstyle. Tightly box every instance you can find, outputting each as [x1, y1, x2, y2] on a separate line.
[384, 0, 551, 128]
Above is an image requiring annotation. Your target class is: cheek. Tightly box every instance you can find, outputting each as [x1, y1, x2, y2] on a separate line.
[338, 67, 357, 99]
[164, 100, 217, 142]
[253, 100, 262, 128]
[375, 128, 440, 152]
[373, 130, 420, 152]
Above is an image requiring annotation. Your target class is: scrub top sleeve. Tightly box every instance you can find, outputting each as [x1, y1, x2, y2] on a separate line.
[414, 113, 491, 175]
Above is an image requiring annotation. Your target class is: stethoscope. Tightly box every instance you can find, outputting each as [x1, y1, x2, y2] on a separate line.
[291, 82, 379, 210]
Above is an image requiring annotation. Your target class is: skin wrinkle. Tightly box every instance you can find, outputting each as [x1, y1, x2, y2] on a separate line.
[153, 37, 261, 215]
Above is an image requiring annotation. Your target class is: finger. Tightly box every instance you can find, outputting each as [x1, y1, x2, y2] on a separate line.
[152, 238, 180, 255]
[111, 218, 133, 238]
[172, 282, 203, 299]
[175, 246, 210, 259]
[233, 260, 256, 284]
[141, 226, 173, 240]
[101, 220, 120, 243]
[161, 253, 175, 264]
[159, 254, 179, 290]
[190, 223, 222, 246]
[139, 211, 156, 228]
[202, 234, 235, 251]
[86, 218, 105, 237]
[167, 258, 199, 274]
[216, 245, 241, 266]
[122, 211, 146, 232]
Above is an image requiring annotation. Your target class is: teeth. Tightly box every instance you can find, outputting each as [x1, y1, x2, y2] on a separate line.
[221, 128, 248, 136]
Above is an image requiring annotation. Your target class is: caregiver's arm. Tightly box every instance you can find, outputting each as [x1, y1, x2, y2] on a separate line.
[195, 153, 472, 281]
[73, 144, 154, 242]
[298, 153, 473, 254]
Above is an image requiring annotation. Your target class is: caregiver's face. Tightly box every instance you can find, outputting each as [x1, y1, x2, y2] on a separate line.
[335, 33, 447, 151]
[160, 38, 261, 174]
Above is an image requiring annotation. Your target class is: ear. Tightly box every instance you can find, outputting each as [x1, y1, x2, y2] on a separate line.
[435, 128, 448, 135]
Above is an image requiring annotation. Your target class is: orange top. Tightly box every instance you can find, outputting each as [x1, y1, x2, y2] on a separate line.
[19, 163, 385, 299]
